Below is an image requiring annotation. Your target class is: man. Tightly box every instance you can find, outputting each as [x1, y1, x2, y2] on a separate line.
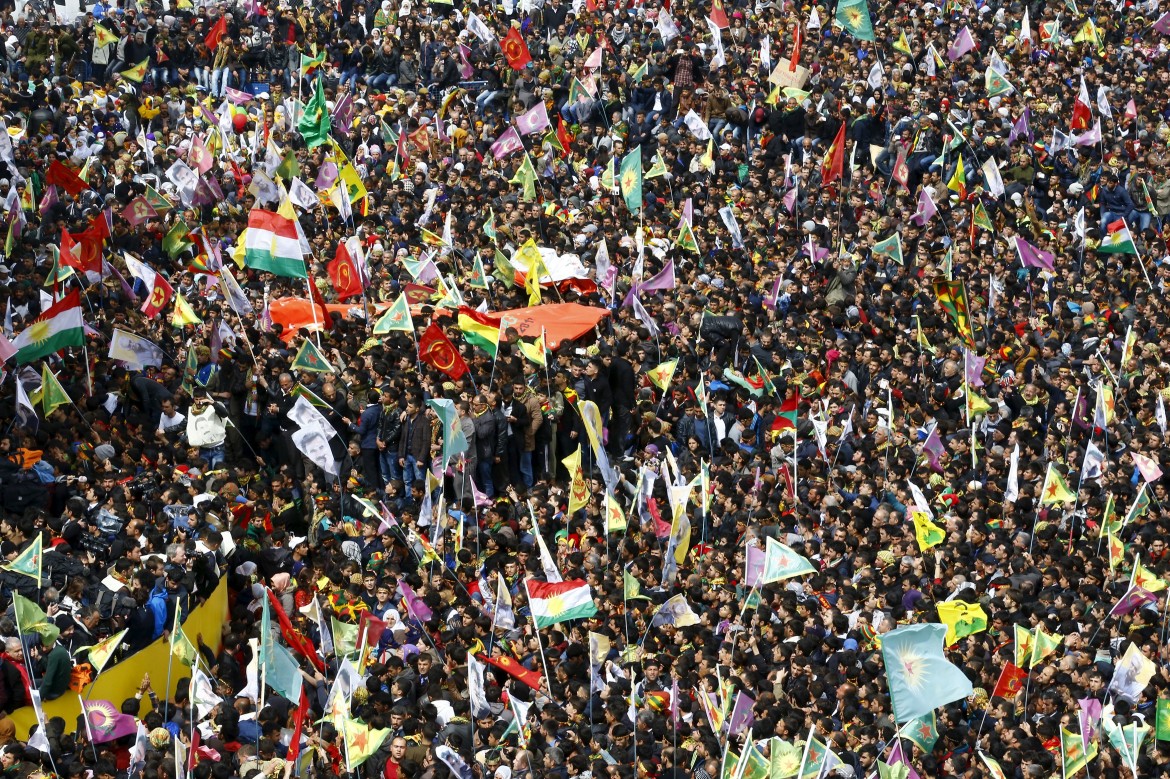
[397, 398, 432, 492]
[471, 394, 499, 498]
[0, 638, 28, 717]
[36, 625, 73, 701]
[353, 389, 384, 488]
[512, 379, 543, 489]
[186, 392, 229, 468]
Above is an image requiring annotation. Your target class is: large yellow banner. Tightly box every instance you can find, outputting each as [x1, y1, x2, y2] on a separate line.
[10, 579, 229, 739]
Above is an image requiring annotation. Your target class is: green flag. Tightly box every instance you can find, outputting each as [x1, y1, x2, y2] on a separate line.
[468, 255, 490, 290]
[619, 146, 643, 213]
[373, 295, 414, 334]
[877, 762, 910, 779]
[872, 233, 903, 265]
[170, 610, 198, 667]
[646, 153, 668, 179]
[769, 738, 802, 779]
[985, 66, 1014, 97]
[4, 535, 43, 582]
[898, 711, 939, 753]
[761, 537, 817, 582]
[623, 570, 651, 600]
[1157, 699, 1170, 741]
[163, 219, 193, 257]
[39, 365, 71, 417]
[275, 150, 301, 182]
[291, 339, 334, 373]
[298, 76, 332, 149]
[331, 617, 359, 658]
[13, 592, 59, 645]
[493, 248, 516, 288]
[835, 0, 875, 40]
[510, 153, 538, 201]
[291, 383, 331, 409]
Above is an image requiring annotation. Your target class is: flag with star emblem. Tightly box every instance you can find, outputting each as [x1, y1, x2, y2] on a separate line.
[1039, 463, 1076, 505]
[898, 711, 939, 754]
[1030, 626, 1062, 666]
[1060, 726, 1097, 778]
[797, 734, 828, 779]
[760, 537, 817, 582]
[563, 447, 589, 515]
[343, 718, 390, 769]
[619, 146, 643, 213]
[932, 279, 976, 349]
[4, 535, 42, 581]
[373, 295, 414, 334]
[648, 359, 678, 391]
[935, 600, 988, 646]
[834, 0, 875, 40]
[290, 338, 334, 374]
[881, 623, 974, 722]
[1133, 556, 1166, 593]
[1014, 625, 1035, 668]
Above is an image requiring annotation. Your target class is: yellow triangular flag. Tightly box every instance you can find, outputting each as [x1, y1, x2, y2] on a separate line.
[171, 293, 203, 326]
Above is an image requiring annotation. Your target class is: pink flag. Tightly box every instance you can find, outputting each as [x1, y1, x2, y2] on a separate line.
[642, 259, 676, 292]
[457, 43, 474, 80]
[0, 332, 15, 364]
[947, 26, 976, 61]
[490, 126, 525, 160]
[1154, 11, 1170, 34]
[38, 184, 57, 215]
[1125, 99, 1138, 120]
[911, 188, 936, 226]
[1074, 118, 1102, 147]
[82, 700, 139, 743]
[1078, 698, 1102, 744]
[726, 691, 755, 736]
[584, 46, 603, 71]
[782, 186, 798, 214]
[122, 197, 158, 227]
[964, 351, 987, 387]
[1014, 236, 1055, 271]
[922, 427, 945, 473]
[515, 101, 551, 136]
[225, 87, 253, 105]
[331, 92, 355, 130]
[399, 580, 433, 622]
[745, 543, 765, 587]
[1009, 108, 1032, 146]
[377, 502, 399, 533]
[315, 161, 339, 189]
[188, 133, 214, 174]
[1132, 451, 1164, 482]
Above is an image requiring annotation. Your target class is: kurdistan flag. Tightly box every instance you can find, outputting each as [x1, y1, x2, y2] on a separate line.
[244, 209, 307, 278]
[1100, 221, 1137, 254]
[13, 290, 84, 365]
[527, 579, 597, 627]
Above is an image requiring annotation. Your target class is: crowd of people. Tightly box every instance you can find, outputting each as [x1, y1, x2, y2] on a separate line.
[0, 0, 1166, 777]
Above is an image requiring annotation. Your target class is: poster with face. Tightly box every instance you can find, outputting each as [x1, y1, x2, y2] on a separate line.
[292, 427, 339, 476]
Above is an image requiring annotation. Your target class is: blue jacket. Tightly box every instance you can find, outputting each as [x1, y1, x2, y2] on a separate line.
[1100, 182, 1134, 213]
[354, 404, 382, 449]
[146, 580, 170, 641]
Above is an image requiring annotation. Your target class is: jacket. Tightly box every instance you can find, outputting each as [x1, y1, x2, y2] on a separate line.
[472, 409, 499, 461]
[397, 412, 432, 460]
[355, 404, 382, 449]
[39, 644, 72, 701]
[1100, 182, 1134, 213]
[516, 389, 543, 452]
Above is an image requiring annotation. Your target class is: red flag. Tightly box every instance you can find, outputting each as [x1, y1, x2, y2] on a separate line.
[709, 0, 729, 28]
[771, 395, 799, 430]
[419, 322, 470, 380]
[327, 241, 363, 300]
[59, 229, 102, 274]
[141, 274, 174, 318]
[1071, 76, 1092, 131]
[265, 588, 326, 672]
[479, 653, 543, 691]
[45, 159, 90, 196]
[358, 610, 387, 649]
[187, 726, 200, 772]
[992, 662, 1028, 700]
[307, 281, 333, 331]
[205, 15, 228, 50]
[789, 24, 803, 71]
[403, 283, 436, 306]
[556, 116, 574, 157]
[821, 123, 846, 186]
[286, 689, 310, 765]
[501, 27, 532, 70]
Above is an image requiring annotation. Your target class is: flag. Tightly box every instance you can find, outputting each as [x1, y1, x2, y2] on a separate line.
[651, 594, 701, 627]
[38, 365, 69, 418]
[835, 0, 875, 41]
[456, 307, 501, 358]
[932, 279, 976, 348]
[426, 398, 469, 466]
[1134, 557, 1166, 593]
[935, 600, 988, 646]
[243, 209, 306, 278]
[82, 699, 139, 743]
[606, 494, 628, 534]
[518, 333, 546, 366]
[760, 537, 817, 582]
[501, 27, 532, 69]
[647, 359, 678, 391]
[1072, 76, 1092, 130]
[170, 293, 202, 327]
[893, 30, 911, 55]
[1133, 451, 1163, 483]
[169, 610, 198, 667]
[4, 534, 42, 581]
[13, 290, 84, 364]
[821, 123, 846, 185]
[899, 712, 939, 754]
[881, 623, 974, 722]
[1030, 626, 1062, 666]
[562, 447, 589, 516]
[1015, 236, 1055, 271]
[982, 158, 1005, 199]
[298, 77, 332, 149]
[872, 233, 903, 264]
[162, 219, 193, 257]
[510, 153, 538, 202]
[527, 579, 596, 627]
[479, 653, 543, 691]
[992, 662, 1028, 700]
[947, 26, 976, 60]
[13, 592, 58, 644]
[490, 126, 524, 161]
[1100, 219, 1137, 254]
[327, 241, 363, 300]
[1015, 625, 1035, 669]
[119, 58, 149, 82]
[912, 187, 937, 226]
[372, 295, 413, 335]
[342, 718, 390, 768]
[515, 101, 551, 136]
[1060, 727, 1094, 778]
[205, 14, 227, 49]
[418, 322, 469, 380]
[619, 146, 643, 213]
[985, 66, 1014, 97]
[45, 159, 90, 196]
[797, 735, 829, 779]
[1040, 464, 1076, 505]
[973, 201, 994, 233]
[912, 511, 946, 551]
[86, 629, 127, 675]
[1156, 699, 1170, 741]
[947, 156, 967, 199]
[93, 22, 118, 48]
[291, 338, 333, 373]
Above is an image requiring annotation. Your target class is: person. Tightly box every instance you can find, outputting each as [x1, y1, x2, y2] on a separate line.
[185, 393, 229, 469]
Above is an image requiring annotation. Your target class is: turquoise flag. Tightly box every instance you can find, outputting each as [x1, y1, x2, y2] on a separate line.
[426, 398, 469, 467]
[881, 624, 973, 722]
[267, 641, 304, 704]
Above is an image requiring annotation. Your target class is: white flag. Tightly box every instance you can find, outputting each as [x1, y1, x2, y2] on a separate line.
[109, 328, 166, 370]
[1005, 444, 1020, 503]
[191, 667, 223, 720]
[1021, 7, 1032, 44]
[468, 655, 490, 718]
[657, 11, 680, 41]
[288, 395, 336, 438]
[760, 36, 771, 71]
[807, 6, 821, 27]
[683, 110, 713, 140]
[1081, 440, 1105, 481]
[288, 177, 318, 210]
[867, 59, 883, 90]
[706, 18, 726, 69]
[1073, 207, 1086, 244]
[466, 12, 494, 42]
[1157, 394, 1167, 436]
[1097, 85, 1113, 118]
[982, 157, 1005, 199]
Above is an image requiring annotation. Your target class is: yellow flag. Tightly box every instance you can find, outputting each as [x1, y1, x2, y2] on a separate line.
[912, 511, 946, 551]
[1014, 624, 1035, 668]
[935, 601, 988, 646]
[231, 229, 247, 268]
[1039, 464, 1076, 505]
[86, 628, 127, 675]
[563, 446, 589, 515]
[648, 359, 678, 391]
[119, 58, 150, 83]
[1134, 558, 1167, 593]
[343, 718, 391, 768]
[605, 492, 627, 533]
[518, 331, 547, 366]
[171, 293, 202, 326]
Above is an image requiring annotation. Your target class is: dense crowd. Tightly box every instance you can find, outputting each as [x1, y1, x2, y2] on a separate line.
[0, 0, 1167, 778]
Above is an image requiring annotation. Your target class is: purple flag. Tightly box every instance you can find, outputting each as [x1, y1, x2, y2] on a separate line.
[764, 277, 783, 310]
[331, 92, 355, 131]
[642, 260, 676, 292]
[947, 26, 976, 61]
[745, 543, 765, 588]
[0, 331, 15, 364]
[38, 184, 57, 216]
[922, 427, 945, 473]
[457, 43, 474, 80]
[726, 691, 755, 736]
[911, 188, 937, 226]
[782, 186, 798, 214]
[1009, 108, 1032, 146]
[1015, 236, 1055, 271]
[1110, 585, 1156, 617]
[1077, 697, 1102, 744]
[83, 700, 140, 743]
[225, 87, 254, 105]
[1154, 11, 1170, 34]
[400, 580, 434, 622]
[515, 101, 551, 137]
[490, 126, 524, 160]
[888, 738, 923, 779]
[1074, 118, 1102, 147]
[964, 351, 987, 387]
[315, 161, 339, 190]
